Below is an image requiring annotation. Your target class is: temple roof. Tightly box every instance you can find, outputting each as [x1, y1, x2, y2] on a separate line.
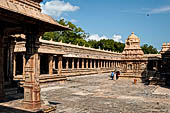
[122, 32, 144, 59]
[127, 32, 140, 41]
[0, 0, 69, 31]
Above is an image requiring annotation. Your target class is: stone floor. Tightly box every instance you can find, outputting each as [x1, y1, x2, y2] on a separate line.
[1, 73, 170, 113]
[40, 73, 170, 113]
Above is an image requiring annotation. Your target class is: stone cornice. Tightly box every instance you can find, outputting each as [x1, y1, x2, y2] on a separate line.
[0, 0, 69, 31]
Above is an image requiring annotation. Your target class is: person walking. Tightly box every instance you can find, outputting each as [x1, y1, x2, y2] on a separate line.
[111, 72, 114, 80]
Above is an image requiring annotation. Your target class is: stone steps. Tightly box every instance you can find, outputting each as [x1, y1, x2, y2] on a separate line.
[40, 77, 67, 83]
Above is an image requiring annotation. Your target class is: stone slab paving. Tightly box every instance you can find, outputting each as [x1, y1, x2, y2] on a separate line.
[41, 74, 170, 113]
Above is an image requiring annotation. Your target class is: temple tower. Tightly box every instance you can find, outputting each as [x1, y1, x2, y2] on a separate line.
[120, 32, 147, 79]
[122, 32, 144, 59]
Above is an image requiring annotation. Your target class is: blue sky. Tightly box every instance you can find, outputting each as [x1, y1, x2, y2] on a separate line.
[41, 0, 170, 50]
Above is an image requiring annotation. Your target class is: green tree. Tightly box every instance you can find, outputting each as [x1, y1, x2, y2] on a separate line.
[42, 19, 88, 46]
[141, 44, 158, 54]
[95, 39, 125, 53]
[42, 19, 126, 53]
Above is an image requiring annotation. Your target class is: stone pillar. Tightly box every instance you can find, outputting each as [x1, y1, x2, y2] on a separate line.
[114, 61, 116, 68]
[86, 59, 88, 69]
[0, 32, 4, 101]
[106, 61, 108, 68]
[9, 39, 16, 83]
[72, 58, 74, 69]
[90, 59, 92, 68]
[13, 54, 16, 78]
[98, 60, 100, 68]
[104, 61, 106, 68]
[109, 61, 112, 68]
[58, 55, 63, 76]
[23, 54, 26, 80]
[94, 60, 96, 68]
[101, 60, 103, 68]
[49, 55, 53, 76]
[66, 58, 69, 69]
[77, 59, 80, 69]
[38, 55, 40, 76]
[82, 59, 84, 69]
[109, 61, 110, 68]
[23, 32, 41, 109]
[111, 61, 113, 68]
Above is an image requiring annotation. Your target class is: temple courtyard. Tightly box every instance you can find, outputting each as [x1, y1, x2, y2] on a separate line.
[40, 73, 170, 113]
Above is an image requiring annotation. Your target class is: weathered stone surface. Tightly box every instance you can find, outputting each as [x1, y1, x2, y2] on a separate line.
[40, 73, 170, 113]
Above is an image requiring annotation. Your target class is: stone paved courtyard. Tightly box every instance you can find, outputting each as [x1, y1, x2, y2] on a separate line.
[41, 73, 170, 113]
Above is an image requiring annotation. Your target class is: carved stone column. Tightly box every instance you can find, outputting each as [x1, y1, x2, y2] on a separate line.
[13, 54, 16, 78]
[86, 59, 88, 69]
[77, 59, 80, 69]
[90, 59, 92, 68]
[101, 60, 103, 68]
[0, 31, 4, 101]
[23, 54, 26, 80]
[104, 61, 106, 68]
[94, 60, 96, 68]
[98, 60, 100, 68]
[23, 31, 41, 109]
[72, 58, 74, 69]
[58, 55, 63, 76]
[108, 61, 110, 68]
[82, 59, 84, 69]
[6, 38, 16, 83]
[111, 61, 113, 68]
[66, 58, 69, 69]
[49, 55, 53, 76]
[106, 61, 108, 68]
[114, 61, 116, 68]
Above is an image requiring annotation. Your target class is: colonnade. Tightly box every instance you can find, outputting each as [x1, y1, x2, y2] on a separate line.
[13, 53, 122, 77]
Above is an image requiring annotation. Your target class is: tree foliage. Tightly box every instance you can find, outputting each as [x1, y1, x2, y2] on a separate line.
[141, 44, 158, 54]
[88, 39, 125, 52]
[42, 19, 88, 46]
[42, 19, 158, 54]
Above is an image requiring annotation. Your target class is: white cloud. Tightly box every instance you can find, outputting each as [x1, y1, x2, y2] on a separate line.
[87, 34, 123, 42]
[40, 0, 80, 19]
[113, 34, 123, 43]
[87, 34, 108, 41]
[149, 6, 170, 14]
